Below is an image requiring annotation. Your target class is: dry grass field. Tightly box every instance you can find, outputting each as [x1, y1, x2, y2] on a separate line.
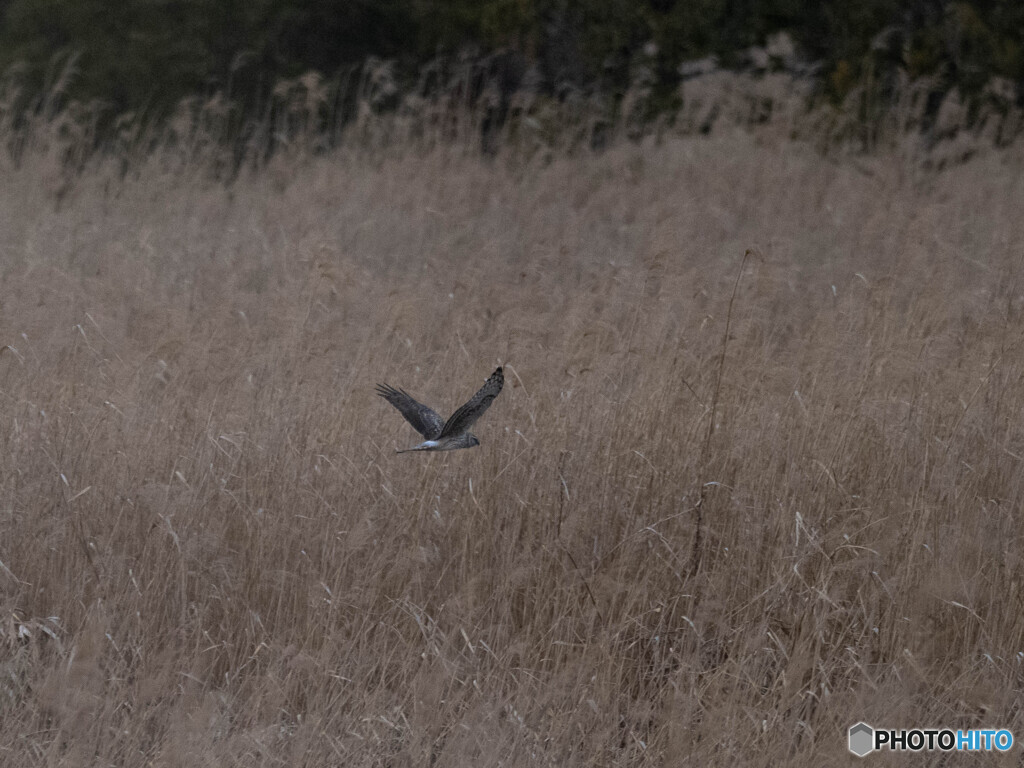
[2, 122, 1024, 766]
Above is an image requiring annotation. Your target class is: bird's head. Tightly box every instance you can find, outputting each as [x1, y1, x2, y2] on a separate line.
[468, 434, 480, 447]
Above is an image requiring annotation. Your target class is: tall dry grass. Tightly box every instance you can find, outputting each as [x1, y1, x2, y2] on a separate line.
[2, 121, 1024, 766]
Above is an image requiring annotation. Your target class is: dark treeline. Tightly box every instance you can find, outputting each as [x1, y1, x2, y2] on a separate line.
[0, 0, 1021, 126]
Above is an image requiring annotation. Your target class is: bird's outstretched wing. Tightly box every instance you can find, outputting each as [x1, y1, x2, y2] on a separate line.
[439, 367, 504, 439]
[376, 384, 445, 439]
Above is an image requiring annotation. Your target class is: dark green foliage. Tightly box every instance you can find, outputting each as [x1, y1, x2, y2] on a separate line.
[0, 0, 1019, 124]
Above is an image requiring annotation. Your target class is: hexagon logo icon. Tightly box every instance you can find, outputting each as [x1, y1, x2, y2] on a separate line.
[849, 722, 874, 757]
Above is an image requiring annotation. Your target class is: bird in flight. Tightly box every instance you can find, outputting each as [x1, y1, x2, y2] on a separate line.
[376, 367, 504, 453]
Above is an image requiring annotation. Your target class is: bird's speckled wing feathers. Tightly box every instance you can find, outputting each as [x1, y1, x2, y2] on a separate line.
[375, 384, 445, 439]
[439, 367, 504, 439]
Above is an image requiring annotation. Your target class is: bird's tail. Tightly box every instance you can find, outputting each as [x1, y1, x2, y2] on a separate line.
[395, 439, 440, 454]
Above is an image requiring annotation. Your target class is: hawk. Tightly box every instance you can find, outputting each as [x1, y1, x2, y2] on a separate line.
[376, 367, 504, 453]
